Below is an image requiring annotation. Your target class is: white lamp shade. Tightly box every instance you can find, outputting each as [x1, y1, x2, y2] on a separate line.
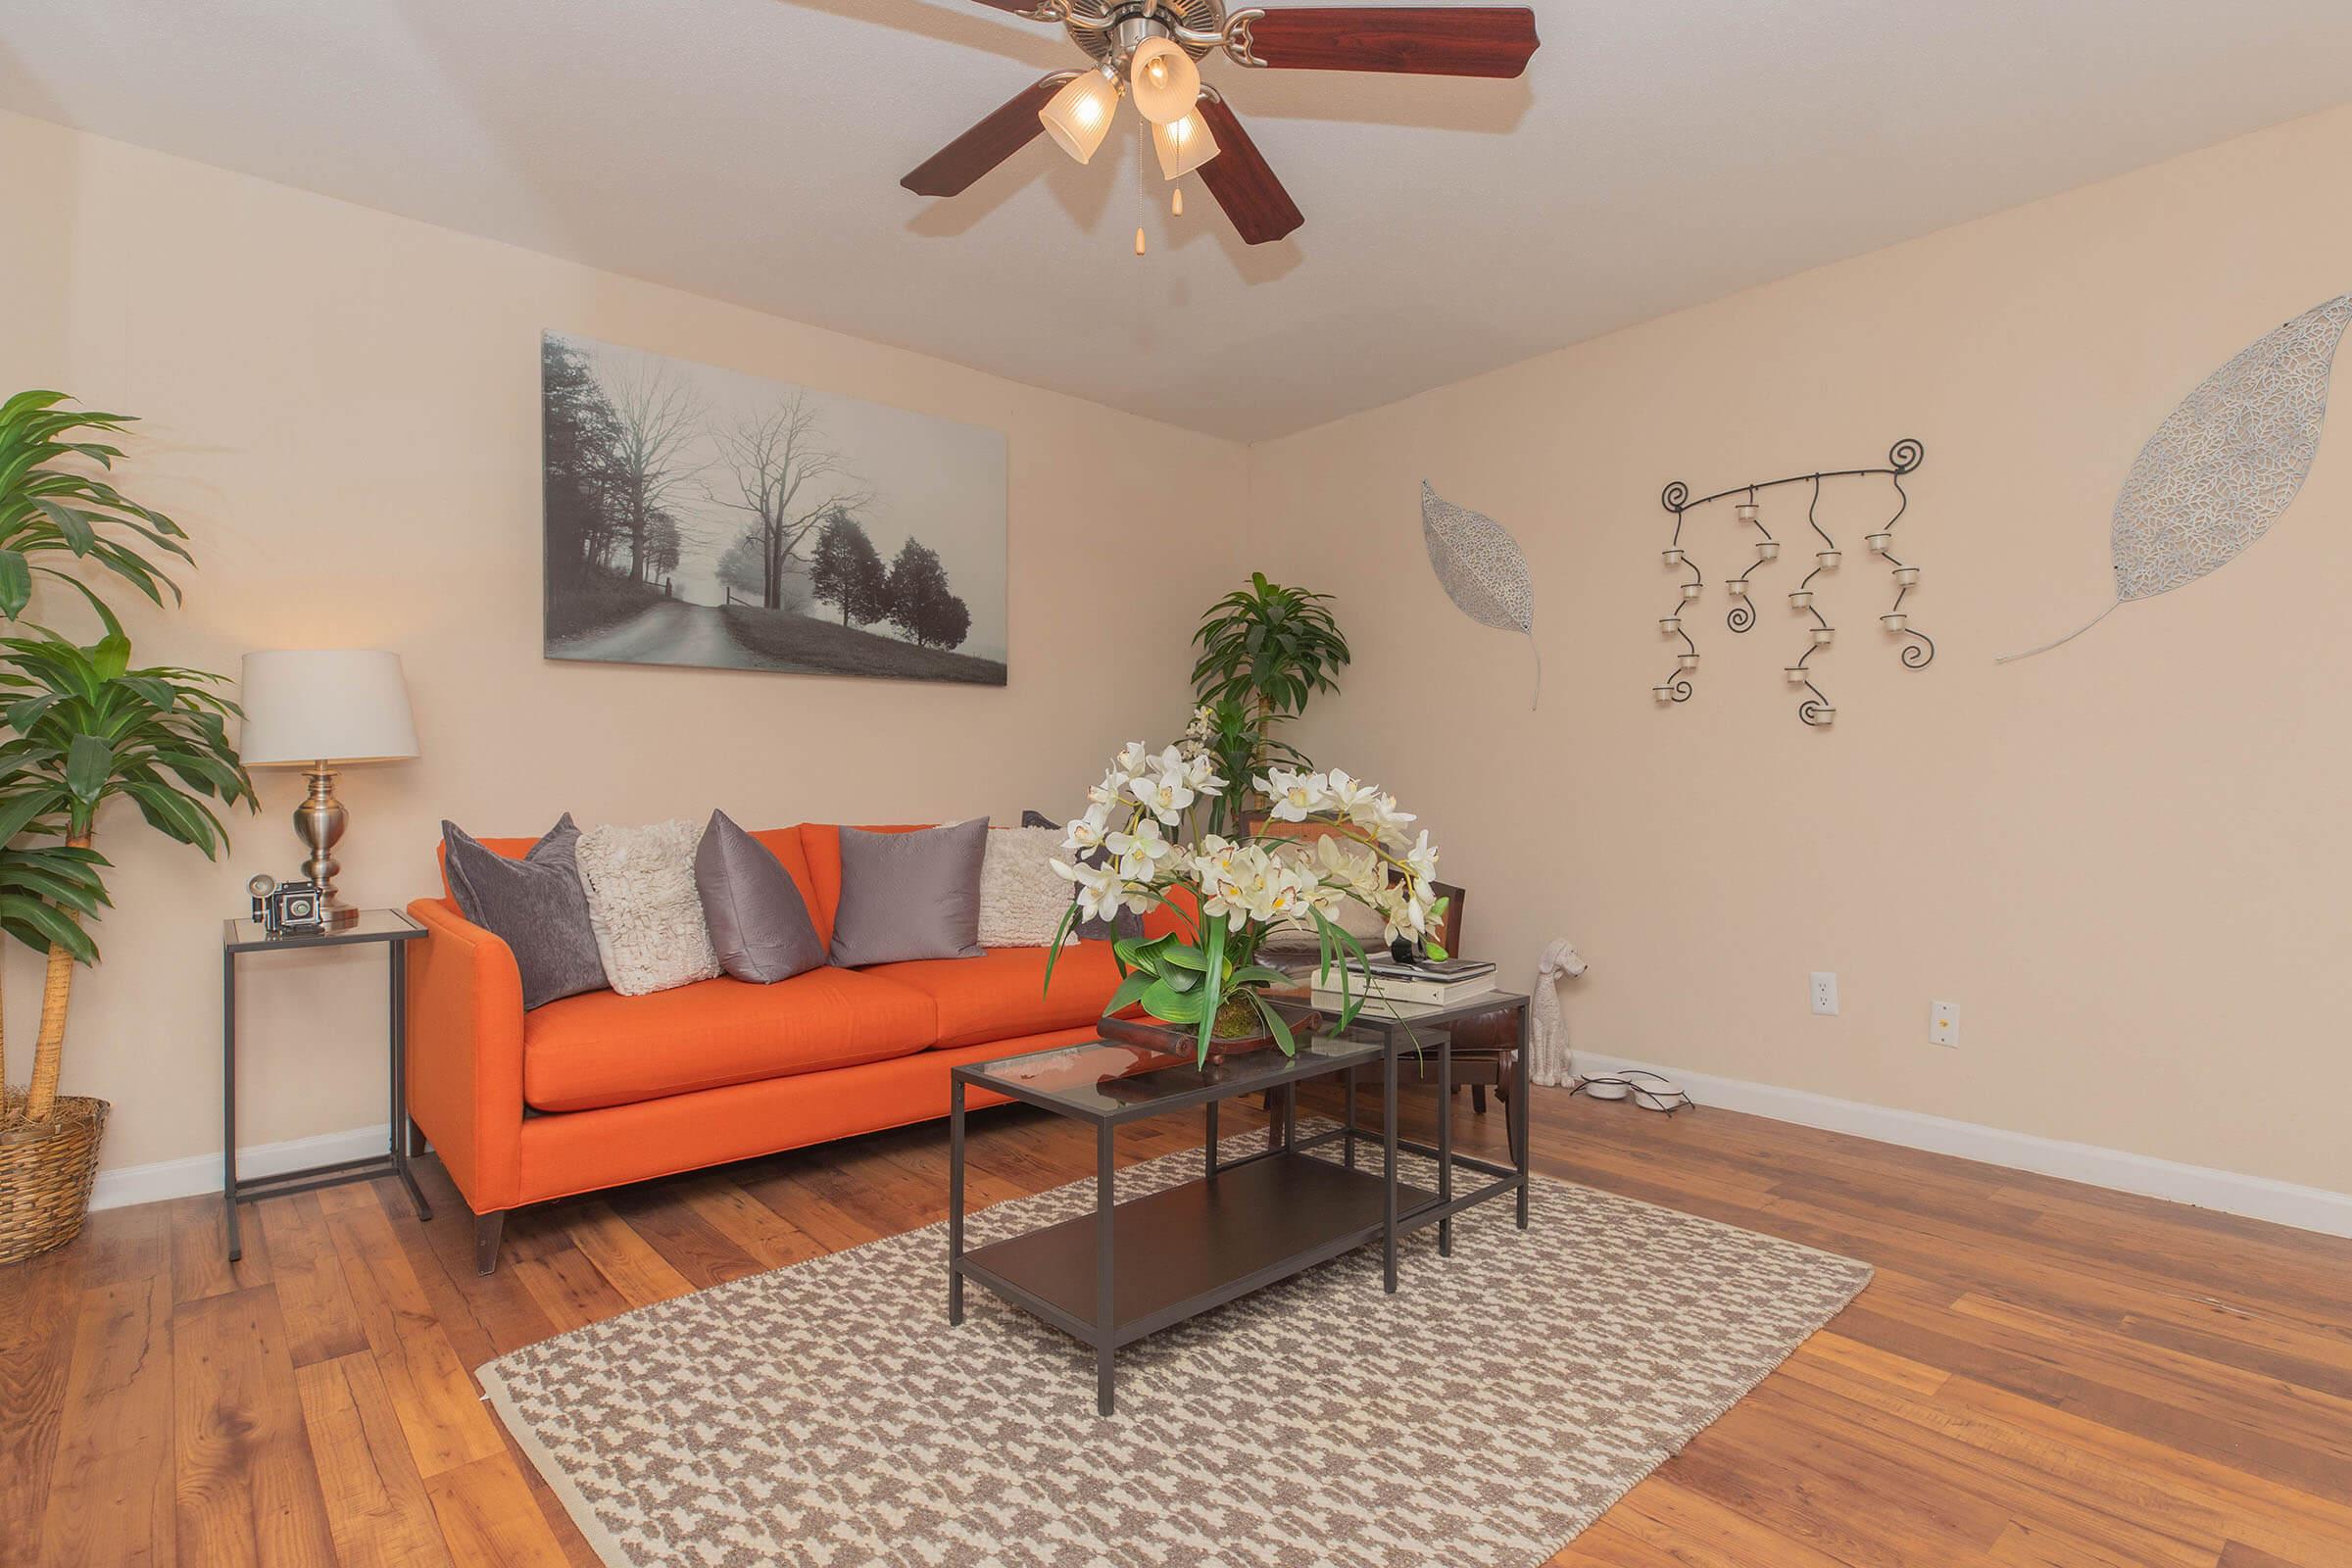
[1152, 110, 1218, 179]
[238, 650, 418, 766]
[1039, 68, 1121, 164]
[1129, 37, 1200, 124]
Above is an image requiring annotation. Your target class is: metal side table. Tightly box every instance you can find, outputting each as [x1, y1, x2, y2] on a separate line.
[220, 908, 428, 1261]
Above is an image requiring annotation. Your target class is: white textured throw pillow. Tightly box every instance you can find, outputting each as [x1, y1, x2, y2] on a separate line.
[574, 819, 723, 996]
[978, 826, 1079, 949]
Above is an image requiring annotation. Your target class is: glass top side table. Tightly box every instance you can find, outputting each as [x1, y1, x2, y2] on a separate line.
[220, 907, 428, 1261]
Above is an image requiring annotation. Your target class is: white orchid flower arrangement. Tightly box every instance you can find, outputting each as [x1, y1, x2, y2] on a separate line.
[1044, 731, 1446, 1066]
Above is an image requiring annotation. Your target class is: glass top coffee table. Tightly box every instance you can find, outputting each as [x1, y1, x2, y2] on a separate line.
[948, 994, 1530, 1415]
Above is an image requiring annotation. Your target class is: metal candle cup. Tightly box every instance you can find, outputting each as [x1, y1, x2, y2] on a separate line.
[1866, 532, 1892, 553]
[1882, 612, 1907, 631]
[1662, 548, 1685, 566]
[1812, 626, 1836, 645]
[1756, 540, 1780, 560]
[1893, 565, 1920, 586]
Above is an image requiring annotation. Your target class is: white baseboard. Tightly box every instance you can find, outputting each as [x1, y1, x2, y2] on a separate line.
[86, 1058, 2352, 1242]
[1571, 1050, 2352, 1240]
[89, 1122, 393, 1212]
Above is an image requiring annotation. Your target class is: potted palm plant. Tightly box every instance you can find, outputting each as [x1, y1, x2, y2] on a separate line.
[1188, 573, 1349, 835]
[0, 390, 250, 1263]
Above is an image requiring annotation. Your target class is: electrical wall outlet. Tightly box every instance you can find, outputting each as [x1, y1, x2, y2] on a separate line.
[1930, 1000, 1959, 1047]
[1810, 971, 1838, 1016]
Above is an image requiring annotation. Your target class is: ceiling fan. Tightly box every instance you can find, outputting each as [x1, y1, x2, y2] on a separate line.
[901, 0, 1540, 245]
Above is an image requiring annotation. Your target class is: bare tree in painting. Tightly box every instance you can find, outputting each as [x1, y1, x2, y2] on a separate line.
[645, 511, 683, 586]
[712, 393, 871, 610]
[601, 357, 704, 584]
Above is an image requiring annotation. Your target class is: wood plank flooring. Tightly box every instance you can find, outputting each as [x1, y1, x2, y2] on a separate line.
[3, 1083, 2349, 1567]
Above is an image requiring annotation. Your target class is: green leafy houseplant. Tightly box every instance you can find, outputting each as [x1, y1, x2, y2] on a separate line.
[0, 391, 195, 626]
[0, 391, 248, 1262]
[1189, 573, 1349, 834]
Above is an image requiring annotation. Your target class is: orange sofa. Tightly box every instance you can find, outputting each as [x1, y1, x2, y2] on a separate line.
[406, 822, 1167, 1272]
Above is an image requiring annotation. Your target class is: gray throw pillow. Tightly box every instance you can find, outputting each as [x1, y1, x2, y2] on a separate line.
[828, 818, 988, 967]
[441, 815, 610, 1010]
[696, 809, 826, 984]
[1022, 809, 1146, 942]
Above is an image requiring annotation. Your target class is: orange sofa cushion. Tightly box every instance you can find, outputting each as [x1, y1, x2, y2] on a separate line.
[870, 941, 1122, 1052]
[521, 965, 936, 1112]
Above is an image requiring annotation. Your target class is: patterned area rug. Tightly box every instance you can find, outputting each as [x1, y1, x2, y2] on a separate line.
[479, 1126, 1870, 1567]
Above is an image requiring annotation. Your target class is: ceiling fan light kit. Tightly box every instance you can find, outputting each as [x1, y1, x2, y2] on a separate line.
[1152, 106, 1219, 179]
[1039, 63, 1124, 163]
[904, 0, 1539, 246]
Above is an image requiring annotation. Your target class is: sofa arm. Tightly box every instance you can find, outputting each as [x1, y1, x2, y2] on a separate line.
[405, 897, 525, 1212]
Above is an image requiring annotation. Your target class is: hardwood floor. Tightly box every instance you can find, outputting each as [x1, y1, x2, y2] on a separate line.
[4, 1083, 2349, 1567]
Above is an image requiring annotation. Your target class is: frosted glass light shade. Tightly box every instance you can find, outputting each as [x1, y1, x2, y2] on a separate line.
[1129, 37, 1200, 123]
[1152, 111, 1218, 179]
[1040, 67, 1121, 164]
[238, 650, 418, 765]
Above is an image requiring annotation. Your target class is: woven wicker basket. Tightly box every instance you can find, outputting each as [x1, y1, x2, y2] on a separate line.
[0, 1091, 110, 1265]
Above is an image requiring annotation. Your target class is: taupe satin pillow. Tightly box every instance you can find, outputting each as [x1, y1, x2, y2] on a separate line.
[696, 810, 826, 984]
[441, 815, 610, 1010]
[827, 818, 988, 967]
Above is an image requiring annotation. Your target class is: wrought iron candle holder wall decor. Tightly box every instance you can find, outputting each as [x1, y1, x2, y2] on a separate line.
[1655, 439, 1931, 727]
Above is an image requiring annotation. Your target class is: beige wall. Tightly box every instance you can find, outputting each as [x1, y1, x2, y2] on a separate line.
[1248, 104, 2352, 1197]
[0, 109, 1250, 1175]
[11, 98, 2351, 1202]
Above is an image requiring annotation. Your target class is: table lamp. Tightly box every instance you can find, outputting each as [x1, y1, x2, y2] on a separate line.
[237, 650, 419, 923]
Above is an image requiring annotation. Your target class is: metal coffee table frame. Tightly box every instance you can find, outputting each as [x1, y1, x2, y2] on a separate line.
[948, 992, 1530, 1415]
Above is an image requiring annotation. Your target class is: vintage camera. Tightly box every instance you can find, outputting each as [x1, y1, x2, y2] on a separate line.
[248, 873, 327, 938]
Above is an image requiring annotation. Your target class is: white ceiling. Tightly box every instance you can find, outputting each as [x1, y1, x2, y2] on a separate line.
[5, 1, 2351, 439]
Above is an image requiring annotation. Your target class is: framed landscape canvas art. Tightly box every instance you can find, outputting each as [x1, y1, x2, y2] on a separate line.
[541, 331, 1008, 684]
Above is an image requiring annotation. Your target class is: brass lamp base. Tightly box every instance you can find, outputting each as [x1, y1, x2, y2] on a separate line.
[294, 766, 361, 923]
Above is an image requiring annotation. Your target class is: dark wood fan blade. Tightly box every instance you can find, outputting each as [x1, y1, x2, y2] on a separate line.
[1244, 7, 1539, 76]
[1194, 97, 1303, 245]
[901, 75, 1067, 197]
[965, 0, 1042, 11]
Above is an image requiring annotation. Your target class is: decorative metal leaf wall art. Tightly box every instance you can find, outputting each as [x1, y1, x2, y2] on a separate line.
[1421, 481, 1540, 708]
[2000, 292, 2352, 662]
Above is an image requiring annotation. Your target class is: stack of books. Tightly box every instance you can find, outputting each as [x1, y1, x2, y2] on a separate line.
[1310, 955, 1497, 1015]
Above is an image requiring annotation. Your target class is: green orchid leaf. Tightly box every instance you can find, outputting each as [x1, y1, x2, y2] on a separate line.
[1196, 916, 1227, 1065]
[1252, 991, 1297, 1058]
[1042, 901, 1083, 990]
[1101, 969, 1155, 1017]
[1140, 977, 1204, 1024]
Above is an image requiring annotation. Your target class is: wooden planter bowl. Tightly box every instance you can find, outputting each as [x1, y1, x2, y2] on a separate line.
[0, 1092, 110, 1264]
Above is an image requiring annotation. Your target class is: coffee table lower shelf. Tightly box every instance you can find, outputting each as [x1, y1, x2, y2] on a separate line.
[958, 1152, 1436, 1362]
